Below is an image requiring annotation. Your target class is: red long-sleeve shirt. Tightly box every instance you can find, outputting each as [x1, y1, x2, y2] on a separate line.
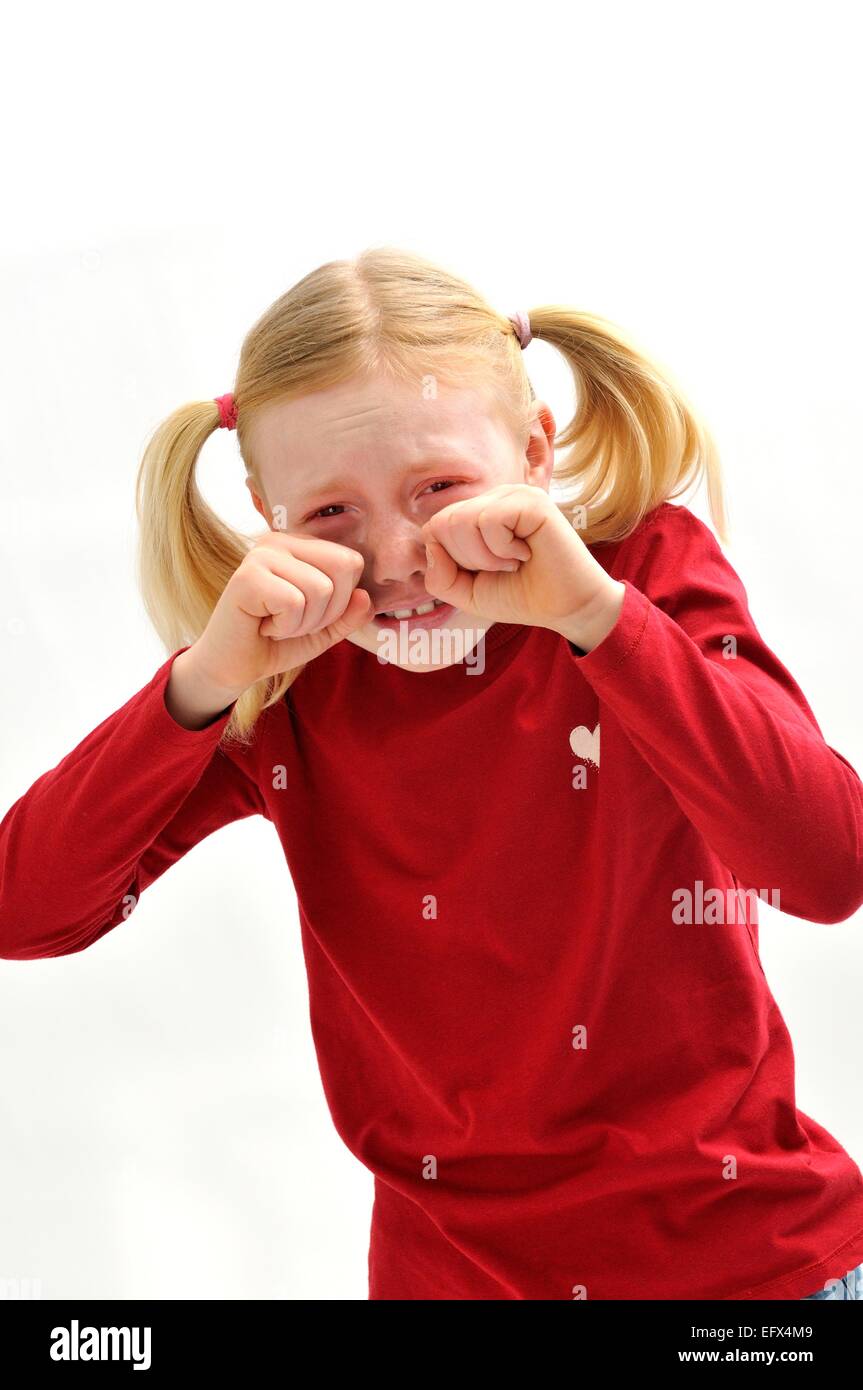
[2, 500, 863, 1300]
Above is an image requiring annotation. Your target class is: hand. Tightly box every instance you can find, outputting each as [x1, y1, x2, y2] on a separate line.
[420, 483, 625, 652]
[183, 531, 374, 702]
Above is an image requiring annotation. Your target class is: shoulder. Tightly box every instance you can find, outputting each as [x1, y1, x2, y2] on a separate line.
[619, 499, 718, 555]
[593, 501, 723, 579]
[590, 501, 746, 619]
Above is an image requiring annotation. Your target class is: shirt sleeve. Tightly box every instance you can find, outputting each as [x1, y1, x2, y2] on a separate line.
[568, 503, 863, 924]
[0, 647, 270, 960]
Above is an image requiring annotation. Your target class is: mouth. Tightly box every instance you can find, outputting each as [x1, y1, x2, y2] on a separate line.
[371, 598, 456, 631]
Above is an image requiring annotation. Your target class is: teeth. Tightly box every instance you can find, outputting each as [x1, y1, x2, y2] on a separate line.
[380, 599, 446, 619]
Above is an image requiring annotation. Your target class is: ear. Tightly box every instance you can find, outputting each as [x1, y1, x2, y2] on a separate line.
[245, 474, 269, 522]
[523, 400, 557, 490]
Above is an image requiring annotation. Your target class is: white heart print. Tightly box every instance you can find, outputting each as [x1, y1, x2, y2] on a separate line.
[569, 722, 600, 769]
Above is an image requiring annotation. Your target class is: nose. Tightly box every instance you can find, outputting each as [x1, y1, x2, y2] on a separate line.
[363, 514, 428, 587]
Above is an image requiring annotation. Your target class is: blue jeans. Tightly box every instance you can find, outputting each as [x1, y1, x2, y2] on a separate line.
[800, 1261, 863, 1299]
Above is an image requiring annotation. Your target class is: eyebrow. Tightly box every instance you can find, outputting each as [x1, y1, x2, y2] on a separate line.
[304, 458, 473, 496]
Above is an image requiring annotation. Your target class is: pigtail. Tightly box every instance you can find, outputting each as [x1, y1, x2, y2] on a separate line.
[134, 400, 301, 746]
[528, 308, 728, 545]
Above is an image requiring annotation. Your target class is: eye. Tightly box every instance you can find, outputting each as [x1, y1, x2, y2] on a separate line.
[307, 480, 458, 521]
[309, 504, 347, 520]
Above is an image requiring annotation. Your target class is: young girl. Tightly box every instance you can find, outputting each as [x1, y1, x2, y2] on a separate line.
[2, 246, 862, 1301]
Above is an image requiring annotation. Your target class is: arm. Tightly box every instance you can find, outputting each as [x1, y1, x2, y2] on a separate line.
[0, 647, 269, 960]
[566, 504, 863, 924]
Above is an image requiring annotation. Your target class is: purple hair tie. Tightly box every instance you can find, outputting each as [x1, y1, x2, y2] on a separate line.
[507, 310, 532, 349]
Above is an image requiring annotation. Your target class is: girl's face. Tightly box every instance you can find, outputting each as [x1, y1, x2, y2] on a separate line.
[245, 368, 556, 671]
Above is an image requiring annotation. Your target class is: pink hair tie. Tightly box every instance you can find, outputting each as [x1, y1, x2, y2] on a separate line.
[507, 310, 532, 350]
[214, 392, 238, 430]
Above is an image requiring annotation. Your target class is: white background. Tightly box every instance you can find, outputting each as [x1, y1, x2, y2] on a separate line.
[0, 0, 860, 1299]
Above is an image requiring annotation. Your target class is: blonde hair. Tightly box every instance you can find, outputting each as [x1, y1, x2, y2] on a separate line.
[135, 245, 727, 747]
